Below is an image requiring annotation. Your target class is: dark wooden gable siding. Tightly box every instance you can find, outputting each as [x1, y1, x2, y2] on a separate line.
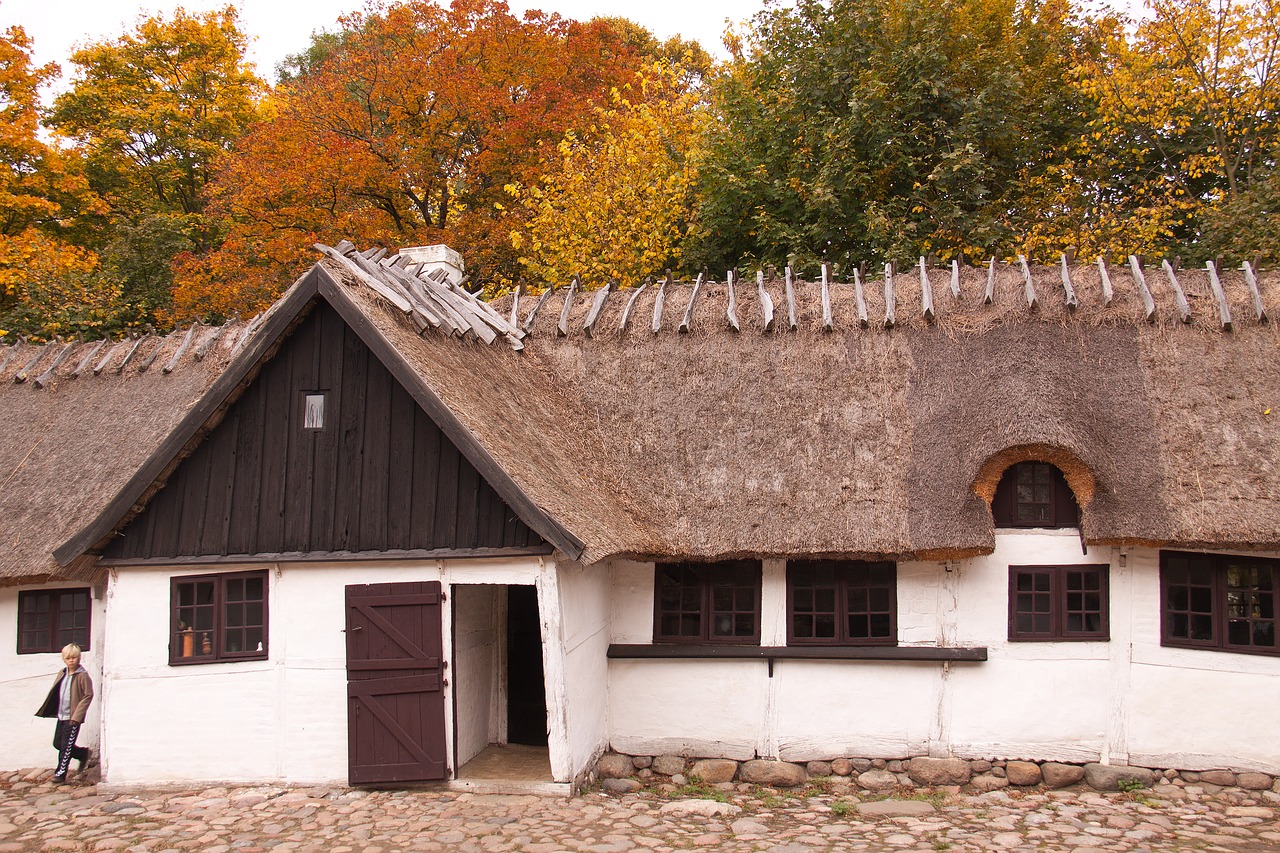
[104, 301, 546, 562]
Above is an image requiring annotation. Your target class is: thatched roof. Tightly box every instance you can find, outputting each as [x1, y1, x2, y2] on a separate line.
[0, 322, 246, 585]
[10, 245, 1279, 582]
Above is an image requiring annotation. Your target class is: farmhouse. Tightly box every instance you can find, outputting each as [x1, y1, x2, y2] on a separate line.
[1, 244, 1277, 792]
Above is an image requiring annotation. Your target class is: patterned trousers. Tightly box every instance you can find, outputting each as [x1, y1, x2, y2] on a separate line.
[53, 720, 87, 778]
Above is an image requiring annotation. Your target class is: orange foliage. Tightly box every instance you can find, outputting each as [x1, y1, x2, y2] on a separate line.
[173, 0, 644, 320]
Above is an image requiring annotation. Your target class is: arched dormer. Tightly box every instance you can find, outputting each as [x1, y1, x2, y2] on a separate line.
[973, 444, 1094, 530]
[991, 461, 1080, 528]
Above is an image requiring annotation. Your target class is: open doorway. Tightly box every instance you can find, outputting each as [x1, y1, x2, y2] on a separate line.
[452, 583, 551, 785]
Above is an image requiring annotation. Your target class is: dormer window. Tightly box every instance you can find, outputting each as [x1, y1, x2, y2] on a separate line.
[992, 461, 1080, 529]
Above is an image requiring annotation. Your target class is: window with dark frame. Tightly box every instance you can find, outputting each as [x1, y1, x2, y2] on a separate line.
[654, 561, 761, 644]
[788, 560, 897, 645]
[17, 589, 91, 654]
[992, 461, 1080, 529]
[1008, 565, 1109, 641]
[170, 571, 268, 664]
[1161, 551, 1278, 656]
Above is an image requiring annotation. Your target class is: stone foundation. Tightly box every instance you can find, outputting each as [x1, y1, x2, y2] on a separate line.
[593, 753, 1280, 795]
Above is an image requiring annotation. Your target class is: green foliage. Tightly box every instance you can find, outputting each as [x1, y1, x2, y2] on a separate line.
[671, 776, 730, 801]
[830, 799, 853, 816]
[689, 0, 1092, 270]
[1116, 777, 1147, 793]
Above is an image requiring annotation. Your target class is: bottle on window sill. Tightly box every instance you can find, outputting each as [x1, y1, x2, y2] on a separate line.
[201, 633, 212, 655]
[181, 629, 194, 658]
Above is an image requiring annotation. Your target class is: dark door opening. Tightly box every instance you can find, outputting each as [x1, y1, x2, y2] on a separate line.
[505, 585, 548, 745]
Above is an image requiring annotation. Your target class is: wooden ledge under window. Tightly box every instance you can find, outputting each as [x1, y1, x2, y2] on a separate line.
[607, 644, 988, 663]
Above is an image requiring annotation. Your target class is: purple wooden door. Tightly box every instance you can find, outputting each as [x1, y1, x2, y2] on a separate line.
[345, 581, 447, 784]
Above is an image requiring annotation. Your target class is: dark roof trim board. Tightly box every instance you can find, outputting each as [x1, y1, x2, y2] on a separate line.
[54, 265, 585, 570]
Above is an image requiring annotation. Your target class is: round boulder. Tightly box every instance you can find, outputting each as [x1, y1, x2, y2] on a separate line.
[740, 760, 808, 788]
[597, 754, 634, 779]
[1200, 770, 1237, 786]
[830, 759, 853, 777]
[806, 761, 833, 777]
[1084, 763, 1157, 792]
[856, 769, 899, 791]
[1237, 772, 1273, 791]
[970, 773, 1009, 793]
[1005, 761, 1042, 787]
[690, 759, 739, 784]
[1041, 763, 1086, 789]
[907, 757, 972, 786]
[602, 778, 643, 794]
[651, 755, 687, 776]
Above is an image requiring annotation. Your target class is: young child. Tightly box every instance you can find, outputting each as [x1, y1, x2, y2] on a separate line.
[35, 643, 94, 783]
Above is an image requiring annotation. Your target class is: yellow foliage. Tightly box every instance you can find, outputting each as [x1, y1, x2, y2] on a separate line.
[507, 62, 706, 287]
[0, 229, 119, 341]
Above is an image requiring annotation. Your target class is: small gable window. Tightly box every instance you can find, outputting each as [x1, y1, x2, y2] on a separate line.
[992, 461, 1080, 529]
[788, 560, 897, 645]
[170, 571, 269, 665]
[303, 393, 326, 429]
[18, 589, 91, 654]
[654, 561, 761, 644]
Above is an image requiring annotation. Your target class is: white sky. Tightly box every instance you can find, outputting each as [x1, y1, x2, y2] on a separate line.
[2, 0, 761, 88]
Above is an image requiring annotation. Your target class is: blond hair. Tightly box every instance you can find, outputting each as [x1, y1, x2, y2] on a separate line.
[61, 643, 82, 658]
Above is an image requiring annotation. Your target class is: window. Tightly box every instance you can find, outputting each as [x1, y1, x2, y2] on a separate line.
[992, 461, 1080, 528]
[303, 393, 326, 429]
[170, 571, 268, 664]
[654, 561, 760, 643]
[17, 589, 90, 654]
[1008, 565, 1109, 641]
[787, 560, 897, 645]
[1161, 551, 1277, 656]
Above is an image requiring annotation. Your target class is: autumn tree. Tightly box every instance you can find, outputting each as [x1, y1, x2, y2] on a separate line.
[0, 26, 117, 340]
[173, 0, 649, 319]
[1017, 0, 1279, 261]
[48, 7, 264, 324]
[689, 0, 1094, 270]
[507, 62, 705, 286]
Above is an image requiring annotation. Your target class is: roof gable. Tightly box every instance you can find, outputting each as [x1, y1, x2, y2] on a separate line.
[102, 300, 548, 563]
[55, 266, 585, 572]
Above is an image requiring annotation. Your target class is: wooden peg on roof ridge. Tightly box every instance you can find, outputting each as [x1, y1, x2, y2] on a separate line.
[984, 257, 996, 305]
[509, 282, 525, 327]
[72, 339, 106, 378]
[1161, 259, 1192, 323]
[919, 256, 935, 322]
[784, 266, 797, 331]
[820, 263, 833, 332]
[757, 269, 775, 332]
[583, 279, 612, 338]
[522, 283, 555, 335]
[852, 266, 869, 328]
[34, 342, 75, 389]
[1205, 260, 1233, 331]
[950, 259, 961, 300]
[726, 270, 740, 332]
[556, 276, 578, 337]
[1059, 254, 1078, 311]
[1017, 254, 1039, 312]
[1128, 255, 1157, 322]
[883, 262, 896, 329]
[1097, 257, 1114, 306]
[679, 272, 704, 334]
[619, 280, 647, 333]
[652, 275, 667, 335]
[1242, 260, 1268, 323]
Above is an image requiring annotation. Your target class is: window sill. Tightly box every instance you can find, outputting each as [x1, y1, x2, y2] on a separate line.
[608, 643, 987, 672]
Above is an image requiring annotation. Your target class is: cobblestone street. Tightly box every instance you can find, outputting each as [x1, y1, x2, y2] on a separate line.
[1, 769, 1278, 853]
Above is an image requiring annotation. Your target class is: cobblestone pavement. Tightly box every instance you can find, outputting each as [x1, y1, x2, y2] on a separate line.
[1, 769, 1278, 853]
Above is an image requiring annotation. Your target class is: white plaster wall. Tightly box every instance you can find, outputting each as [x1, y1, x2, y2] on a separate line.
[607, 539, 1280, 773]
[452, 584, 500, 769]
[103, 556, 559, 785]
[554, 559, 611, 779]
[0, 583, 105, 770]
